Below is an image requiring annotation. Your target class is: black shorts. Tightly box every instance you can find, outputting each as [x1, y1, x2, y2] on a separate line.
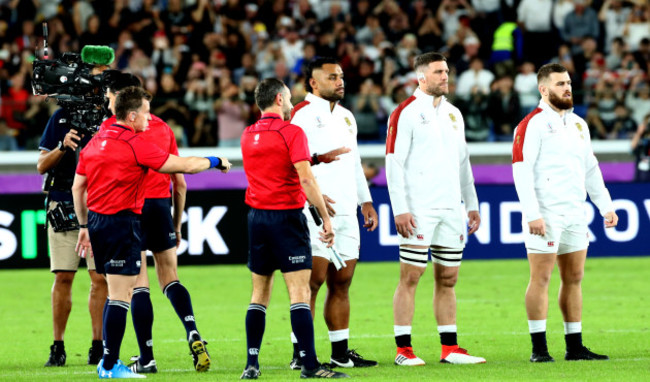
[247, 208, 312, 275]
[140, 198, 176, 252]
[88, 210, 142, 275]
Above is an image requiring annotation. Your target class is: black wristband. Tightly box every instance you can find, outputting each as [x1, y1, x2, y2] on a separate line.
[311, 153, 320, 165]
[79, 224, 88, 228]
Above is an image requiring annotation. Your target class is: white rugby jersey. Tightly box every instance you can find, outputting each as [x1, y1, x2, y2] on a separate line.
[291, 92, 372, 216]
[385, 88, 478, 217]
[512, 100, 614, 222]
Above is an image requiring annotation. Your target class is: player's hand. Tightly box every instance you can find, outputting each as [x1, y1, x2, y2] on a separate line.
[318, 147, 351, 164]
[175, 231, 182, 248]
[395, 212, 417, 238]
[64, 129, 82, 151]
[323, 194, 336, 217]
[528, 218, 546, 236]
[217, 157, 232, 173]
[320, 218, 335, 248]
[361, 202, 378, 232]
[604, 211, 618, 228]
[467, 210, 481, 235]
[75, 228, 93, 259]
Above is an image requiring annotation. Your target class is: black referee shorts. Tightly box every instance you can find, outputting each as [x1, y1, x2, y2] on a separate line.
[140, 198, 176, 253]
[247, 208, 312, 275]
[88, 210, 142, 275]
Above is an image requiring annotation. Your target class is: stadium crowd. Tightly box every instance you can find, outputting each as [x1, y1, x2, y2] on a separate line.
[0, 0, 649, 150]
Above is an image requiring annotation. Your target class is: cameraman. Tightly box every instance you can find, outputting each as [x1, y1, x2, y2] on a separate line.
[631, 113, 650, 182]
[37, 63, 109, 367]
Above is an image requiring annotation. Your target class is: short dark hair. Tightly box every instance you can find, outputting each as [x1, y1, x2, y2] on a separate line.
[413, 52, 446, 72]
[106, 71, 142, 94]
[304, 57, 339, 93]
[537, 63, 568, 84]
[254, 78, 286, 110]
[115, 86, 152, 121]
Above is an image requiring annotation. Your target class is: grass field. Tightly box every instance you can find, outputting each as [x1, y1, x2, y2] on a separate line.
[0, 257, 648, 381]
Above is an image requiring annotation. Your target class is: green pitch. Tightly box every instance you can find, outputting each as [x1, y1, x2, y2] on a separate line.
[0, 257, 648, 381]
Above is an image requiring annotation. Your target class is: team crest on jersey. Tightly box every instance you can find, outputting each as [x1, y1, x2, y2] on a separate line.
[344, 117, 352, 126]
[449, 113, 456, 122]
[576, 123, 583, 132]
[516, 135, 521, 145]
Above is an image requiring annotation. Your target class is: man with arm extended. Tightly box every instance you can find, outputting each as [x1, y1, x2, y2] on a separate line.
[72, 86, 231, 379]
[100, 74, 210, 374]
[512, 63, 618, 363]
[386, 52, 485, 366]
[239, 78, 348, 379]
[289, 57, 378, 369]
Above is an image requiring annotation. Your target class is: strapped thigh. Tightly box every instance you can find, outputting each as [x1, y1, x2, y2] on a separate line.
[399, 247, 429, 268]
[430, 246, 463, 267]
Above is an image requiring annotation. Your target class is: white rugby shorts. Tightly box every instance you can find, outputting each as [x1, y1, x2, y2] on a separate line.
[523, 214, 589, 255]
[306, 213, 360, 262]
[398, 208, 466, 249]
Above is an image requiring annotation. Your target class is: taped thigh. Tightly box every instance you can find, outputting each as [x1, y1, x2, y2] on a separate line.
[430, 246, 463, 267]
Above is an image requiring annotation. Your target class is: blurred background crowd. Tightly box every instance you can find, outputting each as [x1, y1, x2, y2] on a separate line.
[0, 0, 649, 152]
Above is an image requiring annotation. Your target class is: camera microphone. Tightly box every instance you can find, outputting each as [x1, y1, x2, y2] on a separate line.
[42, 22, 49, 59]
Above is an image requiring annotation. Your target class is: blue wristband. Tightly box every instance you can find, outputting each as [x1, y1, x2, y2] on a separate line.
[205, 156, 221, 169]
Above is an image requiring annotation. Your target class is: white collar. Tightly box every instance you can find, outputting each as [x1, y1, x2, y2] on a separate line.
[305, 92, 338, 113]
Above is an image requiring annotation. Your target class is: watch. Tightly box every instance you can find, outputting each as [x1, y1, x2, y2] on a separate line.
[57, 140, 66, 152]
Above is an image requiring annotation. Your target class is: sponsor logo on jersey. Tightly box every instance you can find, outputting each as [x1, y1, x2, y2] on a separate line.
[417, 234, 424, 240]
[547, 241, 555, 247]
[460, 234, 464, 242]
[420, 113, 429, 124]
[547, 123, 557, 133]
[316, 116, 324, 128]
[254, 133, 260, 144]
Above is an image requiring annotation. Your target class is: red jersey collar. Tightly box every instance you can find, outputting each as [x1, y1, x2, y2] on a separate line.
[260, 112, 282, 120]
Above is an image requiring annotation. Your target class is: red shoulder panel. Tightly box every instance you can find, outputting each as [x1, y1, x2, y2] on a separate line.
[512, 107, 542, 164]
[386, 96, 416, 154]
[291, 100, 310, 119]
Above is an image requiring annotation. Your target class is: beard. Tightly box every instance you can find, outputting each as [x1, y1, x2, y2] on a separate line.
[425, 83, 448, 97]
[319, 88, 344, 102]
[282, 106, 291, 121]
[548, 90, 573, 110]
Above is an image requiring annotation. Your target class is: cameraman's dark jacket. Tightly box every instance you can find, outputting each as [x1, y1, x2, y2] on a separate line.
[38, 108, 92, 202]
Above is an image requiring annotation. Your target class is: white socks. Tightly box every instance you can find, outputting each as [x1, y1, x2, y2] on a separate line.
[528, 319, 547, 333]
[564, 322, 582, 335]
[394, 325, 412, 336]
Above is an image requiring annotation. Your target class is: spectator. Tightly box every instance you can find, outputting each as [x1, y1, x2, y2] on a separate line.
[595, 81, 621, 130]
[606, 37, 627, 70]
[514, 62, 539, 118]
[625, 78, 650, 126]
[585, 103, 609, 139]
[417, 14, 443, 53]
[487, 75, 520, 139]
[456, 57, 494, 101]
[437, 0, 476, 42]
[599, 0, 632, 53]
[215, 83, 250, 147]
[610, 103, 638, 138]
[456, 35, 481, 75]
[631, 113, 650, 181]
[553, 0, 575, 32]
[633, 37, 649, 71]
[622, 1, 650, 52]
[457, 86, 490, 142]
[561, 0, 600, 55]
[353, 79, 383, 141]
[517, 0, 554, 69]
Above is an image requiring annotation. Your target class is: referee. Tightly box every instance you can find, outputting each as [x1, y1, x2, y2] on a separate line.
[72, 86, 231, 378]
[239, 78, 348, 379]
